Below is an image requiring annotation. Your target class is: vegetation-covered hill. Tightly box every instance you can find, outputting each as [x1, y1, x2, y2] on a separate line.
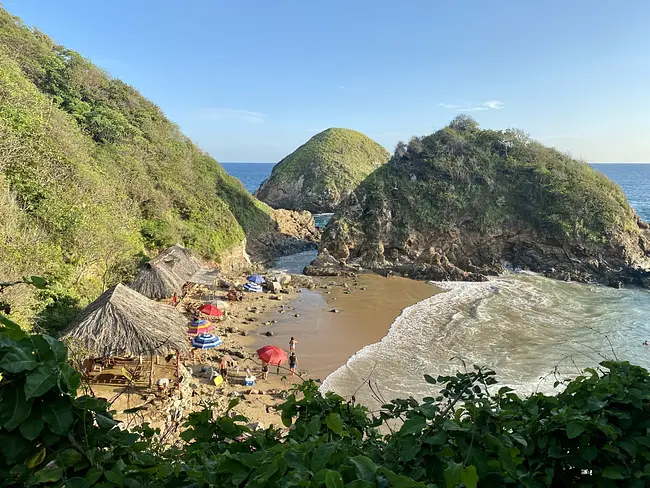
[255, 128, 390, 213]
[0, 7, 277, 329]
[317, 116, 650, 286]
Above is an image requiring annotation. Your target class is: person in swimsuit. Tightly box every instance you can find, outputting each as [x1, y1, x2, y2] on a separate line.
[289, 353, 297, 378]
[219, 357, 228, 378]
[289, 337, 297, 353]
[261, 361, 269, 380]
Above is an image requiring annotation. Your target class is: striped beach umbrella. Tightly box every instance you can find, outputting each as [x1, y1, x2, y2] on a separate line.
[247, 274, 265, 284]
[188, 321, 214, 335]
[243, 282, 263, 293]
[191, 333, 223, 349]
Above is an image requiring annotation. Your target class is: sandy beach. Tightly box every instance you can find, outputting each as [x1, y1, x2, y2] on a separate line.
[251, 274, 439, 382]
[98, 271, 438, 437]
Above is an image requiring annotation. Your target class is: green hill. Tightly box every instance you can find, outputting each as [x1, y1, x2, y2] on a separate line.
[317, 116, 650, 286]
[0, 7, 275, 329]
[255, 128, 390, 213]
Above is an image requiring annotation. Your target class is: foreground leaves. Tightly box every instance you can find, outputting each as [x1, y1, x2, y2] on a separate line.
[2, 323, 650, 487]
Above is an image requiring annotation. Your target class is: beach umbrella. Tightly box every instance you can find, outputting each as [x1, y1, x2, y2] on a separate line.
[191, 319, 208, 326]
[247, 274, 265, 284]
[256, 345, 288, 365]
[243, 282, 263, 293]
[188, 322, 214, 334]
[199, 303, 223, 317]
[191, 333, 223, 349]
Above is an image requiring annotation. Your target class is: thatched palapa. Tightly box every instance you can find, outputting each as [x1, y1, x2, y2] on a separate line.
[61, 284, 190, 357]
[131, 244, 203, 299]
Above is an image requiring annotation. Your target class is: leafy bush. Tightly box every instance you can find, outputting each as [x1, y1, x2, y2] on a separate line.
[2, 309, 649, 487]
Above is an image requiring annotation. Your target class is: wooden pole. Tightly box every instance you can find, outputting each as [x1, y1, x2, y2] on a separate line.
[149, 356, 155, 389]
[176, 350, 181, 390]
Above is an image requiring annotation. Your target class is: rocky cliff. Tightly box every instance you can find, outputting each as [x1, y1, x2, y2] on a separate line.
[312, 117, 650, 288]
[255, 128, 390, 213]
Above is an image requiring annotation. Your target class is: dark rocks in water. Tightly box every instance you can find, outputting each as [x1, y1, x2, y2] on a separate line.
[304, 248, 358, 277]
[315, 117, 650, 288]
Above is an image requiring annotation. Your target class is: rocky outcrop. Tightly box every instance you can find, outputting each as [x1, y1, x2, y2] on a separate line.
[311, 118, 650, 288]
[247, 209, 320, 263]
[255, 128, 390, 213]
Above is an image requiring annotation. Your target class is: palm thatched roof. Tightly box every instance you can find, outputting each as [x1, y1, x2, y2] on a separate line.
[61, 284, 190, 357]
[131, 244, 203, 299]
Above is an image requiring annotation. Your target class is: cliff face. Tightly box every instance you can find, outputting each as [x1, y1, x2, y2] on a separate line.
[255, 128, 390, 213]
[313, 118, 650, 287]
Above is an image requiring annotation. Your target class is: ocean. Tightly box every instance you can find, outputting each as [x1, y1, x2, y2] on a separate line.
[223, 161, 650, 407]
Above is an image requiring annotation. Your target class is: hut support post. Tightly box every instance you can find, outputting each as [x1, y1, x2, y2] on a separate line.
[149, 356, 155, 389]
[176, 350, 180, 389]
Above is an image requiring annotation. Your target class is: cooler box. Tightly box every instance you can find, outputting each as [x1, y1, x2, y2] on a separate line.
[245, 376, 255, 387]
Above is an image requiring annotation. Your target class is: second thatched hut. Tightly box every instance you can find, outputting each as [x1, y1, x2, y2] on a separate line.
[131, 245, 204, 300]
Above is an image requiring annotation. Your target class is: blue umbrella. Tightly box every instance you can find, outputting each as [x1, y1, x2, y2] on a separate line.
[247, 274, 265, 284]
[243, 282, 263, 293]
[192, 319, 208, 326]
[191, 333, 223, 349]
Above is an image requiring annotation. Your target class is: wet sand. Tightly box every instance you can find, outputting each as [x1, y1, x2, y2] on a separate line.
[253, 274, 440, 382]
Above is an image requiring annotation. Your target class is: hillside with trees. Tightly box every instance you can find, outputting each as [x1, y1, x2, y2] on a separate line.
[256, 128, 390, 213]
[315, 116, 650, 287]
[0, 7, 277, 329]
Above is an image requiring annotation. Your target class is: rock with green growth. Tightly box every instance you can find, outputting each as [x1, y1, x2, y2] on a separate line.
[255, 128, 390, 213]
[316, 116, 650, 287]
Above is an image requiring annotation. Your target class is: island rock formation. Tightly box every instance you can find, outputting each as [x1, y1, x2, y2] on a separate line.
[255, 128, 390, 213]
[310, 117, 650, 288]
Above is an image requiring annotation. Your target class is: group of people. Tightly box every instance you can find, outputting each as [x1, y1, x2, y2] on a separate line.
[259, 336, 299, 380]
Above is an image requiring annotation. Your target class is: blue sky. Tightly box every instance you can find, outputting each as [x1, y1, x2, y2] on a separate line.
[3, 0, 649, 162]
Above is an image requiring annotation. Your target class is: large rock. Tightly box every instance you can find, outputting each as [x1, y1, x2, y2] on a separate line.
[317, 117, 650, 287]
[255, 128, 390, 213]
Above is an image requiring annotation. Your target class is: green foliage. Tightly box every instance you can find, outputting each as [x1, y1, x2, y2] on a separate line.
[2, 304, 650, 487]
[0, 7, 274, 331]
[257, 128, 390, 212]
[325, 117, 638, 253]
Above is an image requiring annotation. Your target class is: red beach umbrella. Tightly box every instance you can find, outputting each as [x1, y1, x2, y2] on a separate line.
[256, 345, 288, 365]
[198, 303, 223, 317]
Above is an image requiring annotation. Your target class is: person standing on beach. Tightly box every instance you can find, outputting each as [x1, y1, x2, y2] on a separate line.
[289, 353, 297, 378]
[261, 361, 269, 380]
[219, 357, 228, 379]
[289, 337, 297, 353]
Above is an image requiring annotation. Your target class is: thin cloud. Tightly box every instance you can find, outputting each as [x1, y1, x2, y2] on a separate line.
[483, 100, 504, 110]
[339, 85, 347, 90]
[199, 108, 265, 123]
[439, 100, 505, 112]
[458, 106, 489, 112]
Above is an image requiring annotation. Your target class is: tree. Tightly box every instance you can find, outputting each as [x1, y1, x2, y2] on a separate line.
[448, 114, 479, 132]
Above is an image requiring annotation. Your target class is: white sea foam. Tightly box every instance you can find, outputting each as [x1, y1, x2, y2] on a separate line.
[321, 275, 650, 409]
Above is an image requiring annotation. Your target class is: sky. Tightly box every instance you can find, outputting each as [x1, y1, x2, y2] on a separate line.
[3, 0, 650, 162]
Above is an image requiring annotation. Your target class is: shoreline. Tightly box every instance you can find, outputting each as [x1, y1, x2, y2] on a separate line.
[106, 270, 440, 436]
